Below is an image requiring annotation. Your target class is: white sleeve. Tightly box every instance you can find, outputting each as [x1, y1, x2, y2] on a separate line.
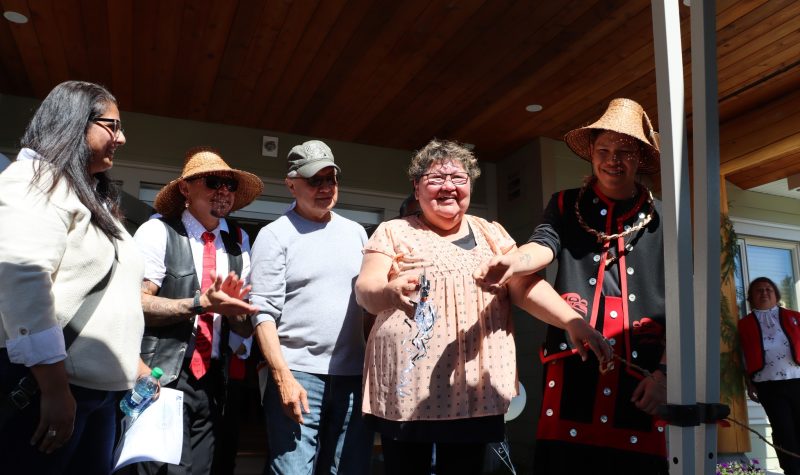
[0, 173, 69, 365]
[133, 219, 168, 288]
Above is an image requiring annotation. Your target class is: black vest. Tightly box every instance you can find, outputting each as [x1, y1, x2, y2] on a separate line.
[139, 218, 243, 385]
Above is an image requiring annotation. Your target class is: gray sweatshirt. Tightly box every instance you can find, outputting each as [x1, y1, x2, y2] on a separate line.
[250, 210, 367, 375]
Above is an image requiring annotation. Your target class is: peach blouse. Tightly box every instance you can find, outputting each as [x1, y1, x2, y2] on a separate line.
[362, 214, 518, 421]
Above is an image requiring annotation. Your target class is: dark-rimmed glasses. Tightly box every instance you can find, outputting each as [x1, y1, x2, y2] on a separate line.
[92, 118, 124, 139]
[420, 173, 469, 186]
[293, 174, 339, 188]
[190, 175, 238, 193]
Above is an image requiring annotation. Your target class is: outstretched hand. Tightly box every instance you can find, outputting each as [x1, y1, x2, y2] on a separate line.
[473, 255, 517, 293]
[204, 271, 258, 316]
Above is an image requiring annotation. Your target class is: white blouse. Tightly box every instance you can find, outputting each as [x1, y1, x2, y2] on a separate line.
[752, 306, 800, 382]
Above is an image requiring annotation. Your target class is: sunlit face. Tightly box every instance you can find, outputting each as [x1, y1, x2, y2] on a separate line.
[286, 166, 338, 222]
[87, 102, 125, 175]
[590, 131, 641, 198]
[414, 159, 471, 231]
[750, 282, 778, 311]
[179, 172, 236, 221]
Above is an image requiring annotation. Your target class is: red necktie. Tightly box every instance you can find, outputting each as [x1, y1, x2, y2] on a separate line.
[190, 231, 216, 379]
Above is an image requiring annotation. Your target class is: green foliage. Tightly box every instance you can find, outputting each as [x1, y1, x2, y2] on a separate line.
[719, 214, 746, 400]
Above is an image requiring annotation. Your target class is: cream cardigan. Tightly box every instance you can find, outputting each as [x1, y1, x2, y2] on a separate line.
[0, 159, 144, 391]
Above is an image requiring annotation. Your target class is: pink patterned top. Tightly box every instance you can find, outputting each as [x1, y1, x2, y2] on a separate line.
[362, 214, 518, 421]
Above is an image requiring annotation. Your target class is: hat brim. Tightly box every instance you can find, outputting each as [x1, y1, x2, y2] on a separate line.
[154, 168, 264, 217]
[564, 127, 660, 175]
[293, 160, 340, 178]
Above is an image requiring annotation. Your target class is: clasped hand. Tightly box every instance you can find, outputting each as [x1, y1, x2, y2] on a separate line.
[383, 274, 420, 317]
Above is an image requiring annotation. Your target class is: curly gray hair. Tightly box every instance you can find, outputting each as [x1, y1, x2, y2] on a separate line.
[407, 139, 481, 183]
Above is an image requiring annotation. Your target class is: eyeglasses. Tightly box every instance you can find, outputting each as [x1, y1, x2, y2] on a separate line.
[295, 175, 339, 188]
[190, 175, 238, 192]
[420, 173, 470, 186]
[92, 118, 124, 139]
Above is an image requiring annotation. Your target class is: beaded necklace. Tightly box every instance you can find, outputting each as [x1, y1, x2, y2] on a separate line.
[574, 177, 655, 265]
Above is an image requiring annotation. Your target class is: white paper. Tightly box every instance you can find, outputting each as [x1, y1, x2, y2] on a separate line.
[113, 387, 184, 471]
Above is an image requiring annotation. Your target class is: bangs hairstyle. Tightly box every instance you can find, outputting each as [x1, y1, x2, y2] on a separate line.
[22, 81, 123, 240]
[408, 139, 481, 183]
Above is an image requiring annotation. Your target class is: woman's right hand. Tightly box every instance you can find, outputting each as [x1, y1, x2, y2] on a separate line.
[473, 254, 518, 292]
[383, 274, 420, 317]
[32, 386, 76, 454]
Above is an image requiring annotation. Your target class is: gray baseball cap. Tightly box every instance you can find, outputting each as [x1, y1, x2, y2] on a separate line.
[286, 140, 341, 178]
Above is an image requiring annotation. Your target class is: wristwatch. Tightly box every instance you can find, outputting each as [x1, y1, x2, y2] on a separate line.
[190, 291, 206, 315]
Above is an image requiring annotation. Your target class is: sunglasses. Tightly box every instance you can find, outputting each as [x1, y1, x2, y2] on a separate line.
[92, 118, 124, 139]
[191, 175, 238, 192]
[295, 174, 339, 188]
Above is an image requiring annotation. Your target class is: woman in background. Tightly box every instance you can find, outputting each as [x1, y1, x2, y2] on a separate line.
[739, 277, 800, 475]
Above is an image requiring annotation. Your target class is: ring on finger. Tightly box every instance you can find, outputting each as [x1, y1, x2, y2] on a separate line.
[47, 429, 57, 438]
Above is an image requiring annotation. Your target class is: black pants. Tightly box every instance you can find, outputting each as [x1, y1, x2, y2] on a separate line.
[131, 360, 224, 475]
[381, 438, 486, 475]
[755, 378, 800, 475]
[534, 440, 668, 475]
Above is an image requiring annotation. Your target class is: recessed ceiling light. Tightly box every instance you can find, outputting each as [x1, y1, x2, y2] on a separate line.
[3, 11, 28, 24]
[525, 104, 543, 112]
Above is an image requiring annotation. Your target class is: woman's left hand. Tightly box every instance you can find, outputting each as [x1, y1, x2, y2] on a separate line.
[564, 318, 613, 363]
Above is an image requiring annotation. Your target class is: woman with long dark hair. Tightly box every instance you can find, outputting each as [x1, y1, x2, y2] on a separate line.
[0, 81, 151, 474]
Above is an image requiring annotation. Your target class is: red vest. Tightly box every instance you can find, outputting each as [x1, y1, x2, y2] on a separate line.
[738, 307, 800, 377]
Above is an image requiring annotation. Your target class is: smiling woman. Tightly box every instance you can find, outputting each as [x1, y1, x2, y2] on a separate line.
[354, 139, 609, 475]
[0, 81, 151, 474]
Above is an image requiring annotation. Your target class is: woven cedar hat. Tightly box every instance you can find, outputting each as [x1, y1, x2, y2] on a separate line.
[154, 146, 264, 217]
[563, 98, 660, 175]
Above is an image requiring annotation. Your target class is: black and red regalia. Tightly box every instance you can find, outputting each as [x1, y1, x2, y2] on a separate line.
[529, 182, 667, 471]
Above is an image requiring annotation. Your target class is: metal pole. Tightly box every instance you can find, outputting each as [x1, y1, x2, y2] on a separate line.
[690, 0, 721, 473]
[651, 1, 696, 473]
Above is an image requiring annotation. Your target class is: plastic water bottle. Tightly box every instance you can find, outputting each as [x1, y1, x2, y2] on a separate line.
[120, 367, 163, 417]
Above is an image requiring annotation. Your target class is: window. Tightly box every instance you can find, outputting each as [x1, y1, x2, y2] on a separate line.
[734, 235, 800, 312]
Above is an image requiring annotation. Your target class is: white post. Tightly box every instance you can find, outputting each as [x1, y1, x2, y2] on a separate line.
[690, 0, 721, 473]
[651, 1, 696, 473]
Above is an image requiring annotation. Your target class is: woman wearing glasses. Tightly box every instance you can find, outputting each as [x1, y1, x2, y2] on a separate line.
[355, 139, 609, 474]
[0, 81, 153, 473]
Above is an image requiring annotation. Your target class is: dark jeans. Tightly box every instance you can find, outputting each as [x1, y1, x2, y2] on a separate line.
[0, 354, 120, 475]
[380, 439, 486, 475]
[755, 378, 800, 475]
[534, 440, 669, 475]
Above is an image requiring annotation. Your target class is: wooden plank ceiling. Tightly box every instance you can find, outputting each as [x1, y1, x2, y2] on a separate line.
[1, 0, 799, 190]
